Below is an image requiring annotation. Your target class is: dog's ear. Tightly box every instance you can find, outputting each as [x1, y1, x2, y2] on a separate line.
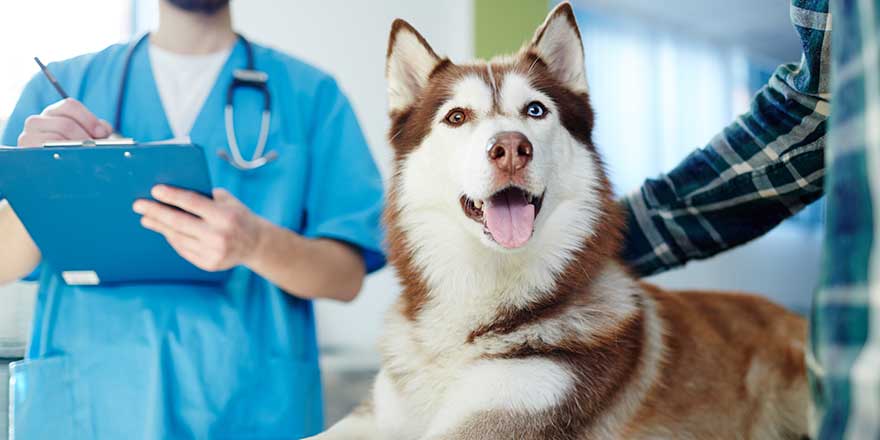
[528, 2, 588, 93]
[386, 19, 441, 112]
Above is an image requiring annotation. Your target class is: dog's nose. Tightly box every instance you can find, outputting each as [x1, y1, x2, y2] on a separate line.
[487, 131, 533, 174]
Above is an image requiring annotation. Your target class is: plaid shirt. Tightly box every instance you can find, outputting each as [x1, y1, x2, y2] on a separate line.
[810, 0, 880, 438]
[622, 0, 880, 437]
[620, 0, 830, 277]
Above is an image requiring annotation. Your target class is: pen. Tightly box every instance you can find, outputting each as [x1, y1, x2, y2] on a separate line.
[33, 56, 129, 141]
[34, 57, 69, 99]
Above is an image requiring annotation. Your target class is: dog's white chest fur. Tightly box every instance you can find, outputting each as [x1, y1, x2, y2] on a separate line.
[374, 311, 577, 439]
[366, 262, 644, 439]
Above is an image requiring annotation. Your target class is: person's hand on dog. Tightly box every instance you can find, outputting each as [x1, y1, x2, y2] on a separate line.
[133, 185, 266, 272]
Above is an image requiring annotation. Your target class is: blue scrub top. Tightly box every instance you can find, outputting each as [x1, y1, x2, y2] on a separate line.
[2, 37, 385, 439]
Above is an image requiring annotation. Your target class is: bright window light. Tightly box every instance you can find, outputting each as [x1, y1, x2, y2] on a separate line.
[574, 8, 751, 195]
[0, 1, 132, 132]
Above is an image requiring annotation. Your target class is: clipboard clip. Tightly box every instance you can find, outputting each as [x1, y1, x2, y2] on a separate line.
[43, 138, 136, 148]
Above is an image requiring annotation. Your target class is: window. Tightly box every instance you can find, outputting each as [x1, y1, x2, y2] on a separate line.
[0, 1, 132, 134]
[574, 9, 755, 196]
[573, 5, 822, 229]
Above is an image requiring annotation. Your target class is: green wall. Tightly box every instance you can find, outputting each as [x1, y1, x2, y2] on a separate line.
[474, 0, 552, 59]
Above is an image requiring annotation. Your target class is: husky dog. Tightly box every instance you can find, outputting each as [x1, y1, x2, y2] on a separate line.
[310, 3, 809, 439]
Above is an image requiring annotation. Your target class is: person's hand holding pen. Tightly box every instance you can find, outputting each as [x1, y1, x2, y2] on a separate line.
[17, 98, 114, 147]
[18, 57, 114, 148]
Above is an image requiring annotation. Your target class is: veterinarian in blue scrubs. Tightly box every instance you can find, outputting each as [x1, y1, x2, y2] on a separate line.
[0, 0, 384, 438]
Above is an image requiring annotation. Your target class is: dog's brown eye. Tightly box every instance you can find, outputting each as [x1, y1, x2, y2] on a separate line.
[444, 109, 468, 126]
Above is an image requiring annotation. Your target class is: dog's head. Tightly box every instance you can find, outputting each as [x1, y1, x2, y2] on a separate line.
[385, 3, 619, 298]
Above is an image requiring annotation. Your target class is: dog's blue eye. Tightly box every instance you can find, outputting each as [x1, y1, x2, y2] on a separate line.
[526, 101, 547, 118]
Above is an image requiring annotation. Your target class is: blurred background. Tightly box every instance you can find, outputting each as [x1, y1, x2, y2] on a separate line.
[0, 0, 821, 433]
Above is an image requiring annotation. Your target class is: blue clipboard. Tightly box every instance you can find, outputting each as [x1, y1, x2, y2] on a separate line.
[0, 143, 227, 285]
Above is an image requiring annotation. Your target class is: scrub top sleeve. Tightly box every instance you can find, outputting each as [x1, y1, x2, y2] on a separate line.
[2, 73, 51, 282]
[302, 78, 386, 273]
[2, 73, 52, 145]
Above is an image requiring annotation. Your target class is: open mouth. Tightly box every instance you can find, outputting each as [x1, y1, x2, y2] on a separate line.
[460, 187, 545, 249]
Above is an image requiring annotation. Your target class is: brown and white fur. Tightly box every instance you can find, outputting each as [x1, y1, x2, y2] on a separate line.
[308, 4, 808, 439]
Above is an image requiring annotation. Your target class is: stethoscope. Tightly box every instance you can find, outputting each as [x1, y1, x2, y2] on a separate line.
[115, 33, 277, 171]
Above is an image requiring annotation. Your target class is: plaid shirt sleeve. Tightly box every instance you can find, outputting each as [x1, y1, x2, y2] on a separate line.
[810, 1, 880, 438]
[620, 0, 831, 277]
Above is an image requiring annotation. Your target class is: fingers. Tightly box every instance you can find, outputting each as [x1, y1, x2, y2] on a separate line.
[17, 131, 64, 148]
[132, 199, 214, 242]
[140, 214, 227, 272]
[99, 119, 113, 136]
[140, 216, 215, 270]
[139, 216, 202, 251]
[16, 98, 111, 147]
[44, 98, 110, 138]
[151, 185, 223, 222]
[134, 187, 252, 273]
[213, 188, 234, 201]
[24, 115, 91, 140]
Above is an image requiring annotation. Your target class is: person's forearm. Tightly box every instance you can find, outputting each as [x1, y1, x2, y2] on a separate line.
[621, 141, 825, 277]
[0, 201, 41, 284]
[245, 219, 366, 302]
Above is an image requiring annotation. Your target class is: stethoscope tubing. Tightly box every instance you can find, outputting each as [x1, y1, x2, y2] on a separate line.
[114, 33, 276, 171]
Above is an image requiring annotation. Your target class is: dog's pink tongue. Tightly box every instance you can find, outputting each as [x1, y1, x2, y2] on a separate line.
[485, 191, 535, 249]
